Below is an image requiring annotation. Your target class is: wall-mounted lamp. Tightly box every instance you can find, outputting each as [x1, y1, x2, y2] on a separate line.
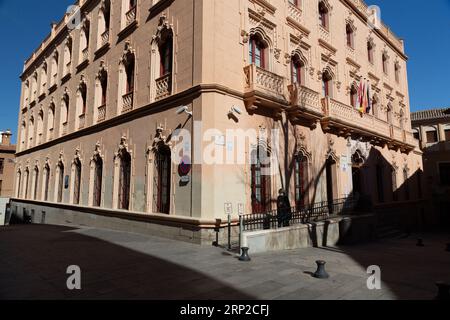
[228, 106, 242, 122]
[176, 105, 193, 117]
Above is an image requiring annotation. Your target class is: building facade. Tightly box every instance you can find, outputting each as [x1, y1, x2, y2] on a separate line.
[0, 130, 16, 198]
[411, 108, 450, 216]
[13, 0, 423, 244]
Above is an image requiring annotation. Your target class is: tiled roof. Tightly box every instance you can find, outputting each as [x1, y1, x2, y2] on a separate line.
[411, 108, 450, 122]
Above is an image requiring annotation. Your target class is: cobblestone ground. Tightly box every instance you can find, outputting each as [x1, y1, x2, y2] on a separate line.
[1, 224, 449, 300]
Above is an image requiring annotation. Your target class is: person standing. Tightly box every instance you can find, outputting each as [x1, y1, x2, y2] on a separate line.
[277, 189, 291, 227]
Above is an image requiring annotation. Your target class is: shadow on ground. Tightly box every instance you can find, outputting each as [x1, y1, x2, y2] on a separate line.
[0, 225, 254, 300]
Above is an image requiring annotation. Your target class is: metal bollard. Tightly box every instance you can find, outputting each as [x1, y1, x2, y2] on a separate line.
[435, 282, 450, 300]
[416, 239, 424, 247]
[239, 247, 251, 262]
[313, 260, 329, 279]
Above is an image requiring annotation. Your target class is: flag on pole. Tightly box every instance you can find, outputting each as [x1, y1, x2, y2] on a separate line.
[366, 82, 372, 114]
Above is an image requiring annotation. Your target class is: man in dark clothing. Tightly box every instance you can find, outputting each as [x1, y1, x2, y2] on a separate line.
[277, 189, 291, 227]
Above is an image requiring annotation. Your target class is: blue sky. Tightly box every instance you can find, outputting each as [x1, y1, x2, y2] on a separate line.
[1, 0, 449, 142]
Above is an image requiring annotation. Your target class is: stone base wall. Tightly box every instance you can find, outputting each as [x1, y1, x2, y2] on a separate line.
[9, 199, 240, 246]
[242, 215, 377, 254]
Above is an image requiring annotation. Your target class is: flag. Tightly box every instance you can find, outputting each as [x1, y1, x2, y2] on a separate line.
[366, 82, 372, 114]
[358, 80, 366, 114]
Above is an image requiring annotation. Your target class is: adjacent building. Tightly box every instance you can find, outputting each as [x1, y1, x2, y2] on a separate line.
[0, 130, 16, 198]
[12, 0, 423, 244]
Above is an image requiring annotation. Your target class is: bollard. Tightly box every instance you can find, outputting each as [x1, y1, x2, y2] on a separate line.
[416, 239, 424, 247]
[313, 260, 329, 279]
[239, 247, 251, 262]
[435, 282, 450, 300]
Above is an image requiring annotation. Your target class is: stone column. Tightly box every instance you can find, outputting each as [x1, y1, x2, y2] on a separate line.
[438, 123, 446, 142]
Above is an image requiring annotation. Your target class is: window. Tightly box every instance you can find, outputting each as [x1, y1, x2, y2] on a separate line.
[159, 37, 173, 77]
[118, 150, 131, 210]
[119, 45, 135, 113]
[93, 155, 103, 207]
[47, 103, 55, 140]
[371, 95, 378, 117]
[28, 116, 35, 149]
[63, 39, 72, 75]
[376, 164, 384, 203]
[15, 170, 22, 198]
[98, 0, 111, 48]
[23, 81, 30, 107]
[395, 63, 400, 83]
[413, 131, 420, 141]
[318, 1, 329, 29]
[23, 169, 30, 199]
[31, 73, 38, 102]
[387, 104, 393, 124]
[322, 71, 332, 97]
[382, 53, 388, 74]
[43, 164, 50, 201]
[33, 167, 39, 200]
[57, 162, 64, 203]
[60, 94, 69, 136]
[251, 147, 271, 214]
[249, 35, 267, 69]
[0, 158, 3, 175]
[291, 56, 305, 85]
[367, 41, 374, 64]
[445, 129, 450, 141]
[154, 146, 172, 214]
[76, 82, 87, 129]
[439, 163, 450, 186]
[346, 24, 354, 48]
[426, 130, 438, 144]
[72, 158, 82, 205]
[40, 63, 47, 94]
[295, 155, 308, 208]
[51, 52, 59, 87]
[94, 69, 108, 123]
[350, 84, 358, 107]
[79, 23, 90, 63]
[37, 110, 44, 144]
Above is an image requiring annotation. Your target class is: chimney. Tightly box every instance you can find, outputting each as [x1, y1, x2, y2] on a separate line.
[1, 130, 12, 146]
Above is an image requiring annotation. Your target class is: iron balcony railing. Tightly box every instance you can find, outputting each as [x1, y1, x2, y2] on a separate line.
[242, 196, 366, 232]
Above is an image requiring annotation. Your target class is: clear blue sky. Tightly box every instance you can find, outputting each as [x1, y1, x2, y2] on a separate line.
[1, 0, 449, 143]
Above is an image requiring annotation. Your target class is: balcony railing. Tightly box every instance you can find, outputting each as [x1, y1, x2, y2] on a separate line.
[98, 104, 106, 122]
[81, 48, 89, 62]
[242, 196, 363, 232]
[78, 114, 86, 129]
[155, 73, 171, 100]
[125, 6, 137, 27]
[319, 25, 331, 43]
[244, 64, 286, 103]
[287, 2, 302, 25]
[122, 92, 134, 113]
[288, 83, 321, 114]
[101, 30, 110, 47]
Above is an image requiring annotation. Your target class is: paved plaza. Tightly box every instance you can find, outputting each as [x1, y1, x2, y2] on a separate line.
[0, 224, 449, 300]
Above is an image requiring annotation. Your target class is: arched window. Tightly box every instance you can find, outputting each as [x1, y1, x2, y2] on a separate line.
[151, 26, 174, 101]
[56, 161, 65, 203]
[346, 24, 354, 48]
[32, 166, 39, 200]
[72, 158, 82, 205]
[40, 63, 47, 95]
[79, 23, 90, 64]
[249, 34, 268, 69]
[399, 109, 405, 130]
[15, 170, 22, 198]
[23, 81, 30, 107]
[37, 109, 44, 145]
[119, 48, 135, 113]
[76, 82, 87, 129]
[350, 84, 358, 107]
[291, 55, 305, 85]
[60, 94, 69, 136]
[31, 73, 38, 102]
[23, 168, 30, 199]
[42, 164, 50, 201]
[95, 69, 108, 123]
[118, 149, 132, 210]
[395, 62, 400, 83]
[325, 156, 336, 210]
[27, 116, 35, 149]
[98, 0, 111, 48]
[295, 154, 308, 208]
[92, 155, 103, 207]
[50, 52, 59, 87]
[387, 103, 393, 124]
[372, 95, 378, 117]
[367, 41, 374, 63]
[159, 35, 173, 77]
[382, 52, 388, 74]
[322, 70, 333, 98]
[47, 103, 55, 140]
[122, 0, 137, 29]
[20, 121, 26, 151]
[318, 1, 329, 29]
[251, 146, 271, 214]
[63, 38, 72, 75]
[153, 145, 172, 214]
[376, 164, 384, 203]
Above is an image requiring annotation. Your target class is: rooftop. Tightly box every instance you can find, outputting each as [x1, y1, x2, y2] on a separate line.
[411, 108, 450, 122]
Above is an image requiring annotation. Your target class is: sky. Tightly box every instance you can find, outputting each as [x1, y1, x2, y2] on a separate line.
[0, 0, 449, 143]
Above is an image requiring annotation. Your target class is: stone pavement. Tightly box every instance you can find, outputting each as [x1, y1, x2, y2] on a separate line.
[0, 224, 449, 300]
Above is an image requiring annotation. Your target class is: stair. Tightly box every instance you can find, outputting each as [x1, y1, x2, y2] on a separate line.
[376, 225, 409, 240]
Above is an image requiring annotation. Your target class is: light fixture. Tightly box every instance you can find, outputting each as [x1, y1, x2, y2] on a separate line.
[230, 106, 242, 115]
[176, 105, 193, 117]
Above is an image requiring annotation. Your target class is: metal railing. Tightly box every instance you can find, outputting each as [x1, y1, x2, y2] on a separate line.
[242, 196, 362, 232]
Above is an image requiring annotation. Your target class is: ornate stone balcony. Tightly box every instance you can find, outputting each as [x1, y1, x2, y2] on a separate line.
[287, 2, 302, 26]
[155, 74, 172, 101]
[78, 114, 86, 129]
[321, 97, 415, 153]
[125, 6, 137, 27]
[98, 104, 106, 122]
[243, 64, 288, 113]
[122, 92, 134, 113]
[319, 25, 331, 44]
[101, 30, 110, 47]
[287, 83, 322, 129]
